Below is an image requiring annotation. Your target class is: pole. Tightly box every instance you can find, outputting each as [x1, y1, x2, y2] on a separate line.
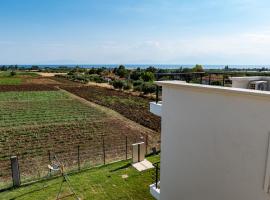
[77, 145, 80, 171]
[102, 135, 105, 165]
[125, 136, 128, 160]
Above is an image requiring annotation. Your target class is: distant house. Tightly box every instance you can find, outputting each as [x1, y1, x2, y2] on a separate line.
[149, 79, 270, 200]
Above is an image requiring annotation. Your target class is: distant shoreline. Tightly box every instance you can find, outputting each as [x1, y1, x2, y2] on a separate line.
[1, 64, 270, 69]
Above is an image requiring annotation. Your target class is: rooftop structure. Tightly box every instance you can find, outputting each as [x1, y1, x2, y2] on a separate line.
[150, 79, 270, 200]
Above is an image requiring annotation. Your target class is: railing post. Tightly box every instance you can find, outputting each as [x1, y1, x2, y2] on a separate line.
[208, 73, 211, 85]
[155, 85, 159, 104]
[223, 73, 225, 86]
[155, 163, 159, 189]
[200, 73, 203, 84]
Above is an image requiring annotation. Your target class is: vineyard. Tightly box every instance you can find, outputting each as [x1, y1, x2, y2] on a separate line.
[0, 89, 159, 189]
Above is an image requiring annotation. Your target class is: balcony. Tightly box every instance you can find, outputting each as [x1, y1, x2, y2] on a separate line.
[149, 101, 162, 117]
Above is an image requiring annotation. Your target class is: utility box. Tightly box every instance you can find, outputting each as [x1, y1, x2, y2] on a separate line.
[132, 142, 145, 163]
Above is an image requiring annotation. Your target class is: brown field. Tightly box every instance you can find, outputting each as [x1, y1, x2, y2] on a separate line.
[61, 85, 161, 132]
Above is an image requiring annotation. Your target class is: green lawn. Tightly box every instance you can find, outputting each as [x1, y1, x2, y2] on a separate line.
[1, 154, 159, 200]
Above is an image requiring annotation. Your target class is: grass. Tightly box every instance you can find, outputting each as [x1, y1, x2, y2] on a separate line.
[0, 71, 39, 85]
[0, 91, 106, 128]
[1, 154, 160, 200]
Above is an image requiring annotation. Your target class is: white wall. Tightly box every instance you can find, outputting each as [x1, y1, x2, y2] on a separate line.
[159, 81, 270, 200]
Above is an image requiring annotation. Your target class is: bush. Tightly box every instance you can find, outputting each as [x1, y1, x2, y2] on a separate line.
[112, 80, 125, 89]
[88, 74, 106, 83]
[123, 81, 132, 90]
[141, 82, 156, 94]
[141, 71, 154, 82]
[133, 80, 143, 87]
[211, 80, 222, 86]
[10, 71, 16, 76]
[133, 85, 142, 92]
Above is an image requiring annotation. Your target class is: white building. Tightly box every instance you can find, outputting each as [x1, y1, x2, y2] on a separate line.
[150, 78, 270, 200]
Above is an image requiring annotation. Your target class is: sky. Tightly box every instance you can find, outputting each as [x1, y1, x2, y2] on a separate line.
[1, 0, 270, 65]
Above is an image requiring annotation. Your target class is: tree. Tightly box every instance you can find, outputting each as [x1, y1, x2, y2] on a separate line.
[141, 71, 154, 82]
[145, 66, 157, 73]
[115, 65, 128, 78]
[130, 68, 142, 80]
[224, 65, 229, 71]
[192, 64, 204, 72]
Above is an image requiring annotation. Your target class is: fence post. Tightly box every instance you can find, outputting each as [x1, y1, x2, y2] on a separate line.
[48, 150, 51, 174]
[125, 136, 128, 160]
[102, 135, 105, 165]
[77, 145, 80, 171]
[10, 156, 21, 187]
[146, 135, 148, 155]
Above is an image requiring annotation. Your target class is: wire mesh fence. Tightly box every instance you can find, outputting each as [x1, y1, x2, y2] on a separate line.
[0, 133, 160, 191]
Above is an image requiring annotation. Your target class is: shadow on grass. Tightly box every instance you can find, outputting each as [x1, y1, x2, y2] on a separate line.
[8, 181, 59, 200]
[109, 163, 131, 172]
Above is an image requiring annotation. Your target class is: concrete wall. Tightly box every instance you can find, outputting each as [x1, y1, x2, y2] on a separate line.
[158, 81, 270, 200]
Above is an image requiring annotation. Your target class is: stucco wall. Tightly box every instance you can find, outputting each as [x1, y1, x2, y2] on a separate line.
[159, 82, 270, 200]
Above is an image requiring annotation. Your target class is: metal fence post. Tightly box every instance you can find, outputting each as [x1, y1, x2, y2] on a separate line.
[48, 150, 51, 174]
[77, 145, 80, 171]
[10, 156, 21, 187]
[102, 135, 105, 165]
[146, 135, 148, 155]
[125, 136, 128, 160]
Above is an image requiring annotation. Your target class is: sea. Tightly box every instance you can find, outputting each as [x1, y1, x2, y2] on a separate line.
[5, 64, 270, 70]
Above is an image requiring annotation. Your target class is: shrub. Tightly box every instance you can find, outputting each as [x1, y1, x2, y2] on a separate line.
[10, 71, 16, 76]
[211, 80, 222, 86]
[141, 71, 154, 82]
[88, 74, 106, 83]
[133, 80, 143, 87]
[123, 81, 132, 90]
[133, 85, 142, 92]
[112, 80, 125, 89]
[130, 70, 141, 80]
[141, 82, 156, 94]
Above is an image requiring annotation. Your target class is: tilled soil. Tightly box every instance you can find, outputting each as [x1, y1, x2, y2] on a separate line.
[61, 85, 161, 132]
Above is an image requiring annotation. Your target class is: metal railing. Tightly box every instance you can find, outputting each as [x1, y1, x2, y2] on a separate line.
[152, 162, 160, 189]
[154, 71, 270, 103]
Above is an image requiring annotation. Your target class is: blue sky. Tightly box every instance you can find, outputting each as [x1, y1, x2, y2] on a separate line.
[1, 0, 270, 65]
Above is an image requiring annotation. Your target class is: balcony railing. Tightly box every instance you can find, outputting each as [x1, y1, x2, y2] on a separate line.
[150, 162, 160, 199]
[153, 162, 160, 189]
